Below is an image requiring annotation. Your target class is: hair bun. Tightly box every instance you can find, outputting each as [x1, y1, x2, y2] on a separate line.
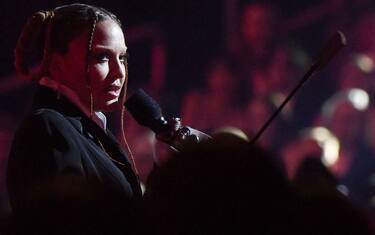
[14, 10, 54, 80]
[35, 10, 54, 22]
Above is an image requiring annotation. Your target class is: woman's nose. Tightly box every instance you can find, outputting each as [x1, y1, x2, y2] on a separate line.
[111, 59, 126, 79]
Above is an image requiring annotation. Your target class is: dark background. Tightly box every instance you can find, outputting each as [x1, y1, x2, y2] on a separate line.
[0, 0, 349, 93]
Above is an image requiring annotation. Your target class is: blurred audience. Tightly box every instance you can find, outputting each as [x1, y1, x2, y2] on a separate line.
[319, 88, 369, 178]
[282, 88, 374, 217]
[232, 2, 302, 100]
[181, 59, 242, 133]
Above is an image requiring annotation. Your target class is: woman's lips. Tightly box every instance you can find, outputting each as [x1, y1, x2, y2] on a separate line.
[106, 86, 121, 97]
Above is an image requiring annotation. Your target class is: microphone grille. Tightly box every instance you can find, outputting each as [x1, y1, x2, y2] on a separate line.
[124, 89, 162, 126]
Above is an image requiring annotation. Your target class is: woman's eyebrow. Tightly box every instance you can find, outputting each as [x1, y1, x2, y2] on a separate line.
[92, 45, 127, 53]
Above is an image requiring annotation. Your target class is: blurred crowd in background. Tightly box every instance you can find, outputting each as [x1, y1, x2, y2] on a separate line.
[1, 0, 375, 229]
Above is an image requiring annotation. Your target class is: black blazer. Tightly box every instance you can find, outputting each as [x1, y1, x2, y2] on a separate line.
[6, 86, 142, 234]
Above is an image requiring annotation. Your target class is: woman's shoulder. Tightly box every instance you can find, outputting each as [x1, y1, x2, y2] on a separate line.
[9, 108, 82, 162]
[16, 108, 79, 139]
[33, 107, 66, 119]
[27, 108, 69, 127]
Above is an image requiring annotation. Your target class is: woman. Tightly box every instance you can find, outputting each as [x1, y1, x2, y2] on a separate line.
[6, 3, 142, 234]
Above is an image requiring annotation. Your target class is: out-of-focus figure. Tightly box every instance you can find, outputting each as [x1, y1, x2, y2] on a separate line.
[234, 2, 301, 99]
[181, 59, 241, 133]
[283, 88, 374, 215]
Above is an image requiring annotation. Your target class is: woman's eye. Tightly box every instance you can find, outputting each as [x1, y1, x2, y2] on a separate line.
[119, 53, 129, 64]
[93, 53, 109, 63]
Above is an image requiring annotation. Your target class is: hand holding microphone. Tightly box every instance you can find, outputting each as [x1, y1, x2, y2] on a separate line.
[124, 89, 211, 152]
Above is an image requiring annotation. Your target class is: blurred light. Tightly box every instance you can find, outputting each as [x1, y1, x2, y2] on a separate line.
[322, 138, 340, 166]
[321, 88, 370, 123]
[305, 127, 340, 167]
[337, 184, 349, 196]
[348, 88, 369, 111]
[310, 127, 330, 142]
[271, 93, 285, 106]
[271, 92, 292, 119]
[214, 127, 249, 141]
[355, 54, 374, 73]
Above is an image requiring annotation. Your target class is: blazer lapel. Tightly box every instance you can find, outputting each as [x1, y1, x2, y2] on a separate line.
[83, 118, 142, 198]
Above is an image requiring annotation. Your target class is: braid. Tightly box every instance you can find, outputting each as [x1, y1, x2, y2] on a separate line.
[39, 11, 55, 78]
[121, 108, 139, 178]
[86, 11, 98, 73]
[86, 10, 98, 118]
[119, 60, 139, 177]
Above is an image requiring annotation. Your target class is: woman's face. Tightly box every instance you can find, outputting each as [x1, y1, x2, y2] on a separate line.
[56, 19, 127, 112]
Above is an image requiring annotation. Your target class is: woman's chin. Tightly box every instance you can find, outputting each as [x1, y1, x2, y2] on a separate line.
[95, 99, 121, 112]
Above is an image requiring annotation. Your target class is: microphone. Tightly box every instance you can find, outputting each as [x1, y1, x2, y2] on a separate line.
[125, 89, 211, 151]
